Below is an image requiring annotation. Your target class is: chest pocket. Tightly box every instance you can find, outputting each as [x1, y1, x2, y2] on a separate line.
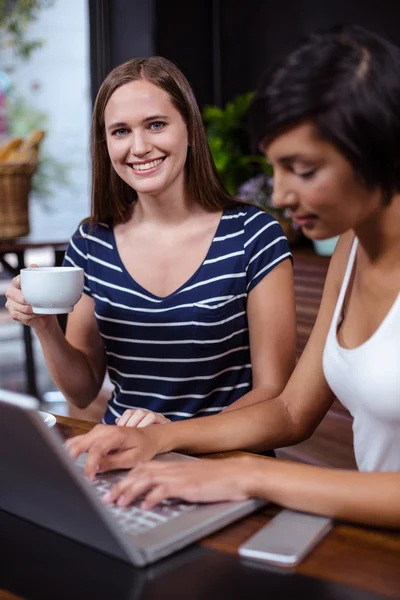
[192, 301, 248, 352]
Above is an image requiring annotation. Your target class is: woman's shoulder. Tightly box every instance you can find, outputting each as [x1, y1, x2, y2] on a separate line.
[233, 203, 288, 245]
[329, 231, 356, 273]
[322, 231, 356, 297]
[70, 219, 113, 246]
[223, 202, 277, 225]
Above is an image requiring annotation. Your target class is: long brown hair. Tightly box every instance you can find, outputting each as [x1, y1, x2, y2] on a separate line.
[90, 56, 242, 225]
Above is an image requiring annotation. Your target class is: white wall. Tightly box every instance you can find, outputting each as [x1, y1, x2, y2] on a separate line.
[2, 0, 91, 240]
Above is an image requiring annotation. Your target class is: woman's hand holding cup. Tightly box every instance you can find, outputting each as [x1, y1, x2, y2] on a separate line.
[5, 264, 84, 329]
[5, 264, 54, 330]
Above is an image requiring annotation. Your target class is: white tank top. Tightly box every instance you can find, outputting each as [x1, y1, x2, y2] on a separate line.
[323, 238, 400, 472]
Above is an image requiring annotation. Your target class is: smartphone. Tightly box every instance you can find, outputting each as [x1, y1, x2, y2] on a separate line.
[238, 509, 332, 567]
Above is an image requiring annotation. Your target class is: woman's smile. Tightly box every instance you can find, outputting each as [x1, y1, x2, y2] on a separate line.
[128, 157, 166, 174]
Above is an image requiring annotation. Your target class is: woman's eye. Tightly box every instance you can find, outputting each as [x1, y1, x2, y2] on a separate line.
[296, 169, 316, 179]
[112, 128, 128, 137]
[149, 121, 165, 131]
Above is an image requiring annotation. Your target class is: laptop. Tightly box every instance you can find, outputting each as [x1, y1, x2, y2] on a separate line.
[0, 390, 266, 567]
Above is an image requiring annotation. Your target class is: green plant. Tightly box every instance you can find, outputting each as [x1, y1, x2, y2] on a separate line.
[0, 0, 55, 59]
[203, 92, 302, 245]
[202, 92, 271, 195]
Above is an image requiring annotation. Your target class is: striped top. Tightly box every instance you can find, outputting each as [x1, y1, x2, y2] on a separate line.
[64, 204, 291, 424]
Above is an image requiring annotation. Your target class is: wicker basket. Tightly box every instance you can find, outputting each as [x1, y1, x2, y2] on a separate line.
[0, 161, 37, 239]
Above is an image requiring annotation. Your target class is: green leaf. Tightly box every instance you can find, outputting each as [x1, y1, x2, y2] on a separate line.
[202, 91, 268, 193]
[202, 106, 224, 121]
[0, 0, 55, 60]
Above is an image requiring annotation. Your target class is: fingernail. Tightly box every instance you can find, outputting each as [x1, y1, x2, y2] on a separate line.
[103, 493, 111, 503]
[117, 495, 126, 507]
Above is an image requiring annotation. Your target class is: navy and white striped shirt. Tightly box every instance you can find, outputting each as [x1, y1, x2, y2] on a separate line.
[64, 205, 291, 424]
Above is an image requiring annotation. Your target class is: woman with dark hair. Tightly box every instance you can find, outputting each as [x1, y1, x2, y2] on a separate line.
[66, 26, 400, 528]
[5, 57, 295, 428]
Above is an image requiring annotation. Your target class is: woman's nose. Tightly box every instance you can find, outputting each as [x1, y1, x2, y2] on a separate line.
[271, 177, 287, 209]
[271, 175, 297, 209]
[130, 132, 151, 158]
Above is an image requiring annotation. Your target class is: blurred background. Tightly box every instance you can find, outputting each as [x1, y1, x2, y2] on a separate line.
[0, 1, 397, 462]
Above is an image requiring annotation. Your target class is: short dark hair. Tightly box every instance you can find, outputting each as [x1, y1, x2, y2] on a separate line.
[248, 25, 400, 202]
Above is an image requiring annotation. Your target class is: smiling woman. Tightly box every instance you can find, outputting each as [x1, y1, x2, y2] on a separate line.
[104, 79, 189, 200]
[5, 56, 296, 435]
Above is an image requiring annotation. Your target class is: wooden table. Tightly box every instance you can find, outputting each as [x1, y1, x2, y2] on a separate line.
[0, 235, 68, 397]
[1, 416, 399, 600]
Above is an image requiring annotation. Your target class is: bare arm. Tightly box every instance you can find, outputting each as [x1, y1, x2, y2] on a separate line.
[248, 457, 400, 528]
[35, 293, 106, 407]
[223, 258, 296, 412]
[103, 454, 400, 529]
[6, 273, 106, 407]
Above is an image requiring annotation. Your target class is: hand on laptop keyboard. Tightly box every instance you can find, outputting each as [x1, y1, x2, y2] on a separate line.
[102, 455, 258, 510]
[92, 473, 197, 534]
[65, 423, 162, 480]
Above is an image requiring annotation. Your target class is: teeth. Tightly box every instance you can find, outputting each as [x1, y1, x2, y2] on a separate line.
[131, 158, 164, 171]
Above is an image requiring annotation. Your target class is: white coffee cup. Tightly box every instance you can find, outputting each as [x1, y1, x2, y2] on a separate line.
[20, 266, 84, 314]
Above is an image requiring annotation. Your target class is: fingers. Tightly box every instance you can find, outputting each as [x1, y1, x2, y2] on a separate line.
[103, 467, 153, 506]
[137, 412, 159, 428]
[103, 462, 188, 508]
[64, 433, 85, 459]
[65, 424, 149, 480]
[150, 413, 171, 425]
[140, 485, 173, 510]
[103, 464, 175, 508]
[65, 432, 97, 468]
[5, 264, 38, 307]
[115, 410, 131, 426]
[5, 275, 34, 323]
[6, 277, 26, 304]
[101, 457, 252, 509]
[98, 448, 145, 472]
[65, 425, 122, 481]
[116, 409, 168, 428]
[13, 274, 21, 290]
[116, 409, 144, 427]
[5, 298, 33, 317]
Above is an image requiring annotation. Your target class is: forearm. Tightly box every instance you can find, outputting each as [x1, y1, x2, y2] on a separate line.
[248, 458, 400, 529]
[222, 384, 284, 413]
[35, 320, 104, 407]
[152, 395, 300, 455]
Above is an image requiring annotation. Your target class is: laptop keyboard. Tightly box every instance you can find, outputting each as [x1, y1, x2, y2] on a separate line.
[91, 473, 197, 535]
